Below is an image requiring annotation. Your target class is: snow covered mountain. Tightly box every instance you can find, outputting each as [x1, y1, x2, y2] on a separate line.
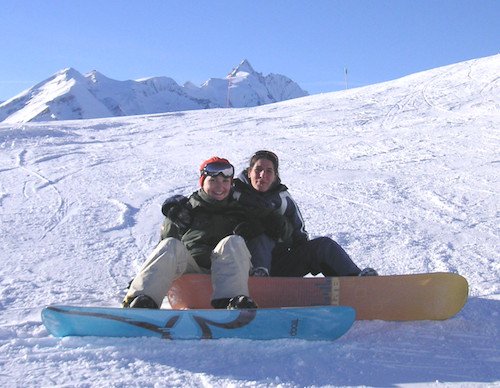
[0, 60, 308, 123]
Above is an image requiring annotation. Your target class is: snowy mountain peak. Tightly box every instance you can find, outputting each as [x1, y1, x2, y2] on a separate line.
[0, 60, 308, 123]
[86, 70, 113, 85]
[228, 59, 256, 77]
[46, 67, 87, 87]
[58, 67, 83, 79]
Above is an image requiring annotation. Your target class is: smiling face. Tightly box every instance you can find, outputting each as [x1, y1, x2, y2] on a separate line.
[202, 174, 232, 200]
[248, 158, 277, 192]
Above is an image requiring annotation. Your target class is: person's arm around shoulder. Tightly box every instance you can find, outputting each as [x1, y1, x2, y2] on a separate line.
[159, 194, 193, 240]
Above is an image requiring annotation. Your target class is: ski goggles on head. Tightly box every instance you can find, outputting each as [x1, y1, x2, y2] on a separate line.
[200, 162, 235, 178]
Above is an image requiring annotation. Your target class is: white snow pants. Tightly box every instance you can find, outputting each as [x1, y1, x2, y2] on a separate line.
[124, 235, 252, 307]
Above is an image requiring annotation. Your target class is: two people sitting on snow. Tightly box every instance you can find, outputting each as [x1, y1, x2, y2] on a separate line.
[122, 153, 376, 309]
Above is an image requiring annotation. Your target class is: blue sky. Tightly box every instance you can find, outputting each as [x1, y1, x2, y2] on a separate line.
[1, 0, 498, 101]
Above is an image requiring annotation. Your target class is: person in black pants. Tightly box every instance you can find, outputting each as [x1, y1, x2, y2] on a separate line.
[233, 150, 378, 278]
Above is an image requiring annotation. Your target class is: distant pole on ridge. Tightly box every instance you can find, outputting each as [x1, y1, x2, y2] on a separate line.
[344, 67, 348, 90]
[226, 73, 232, 108]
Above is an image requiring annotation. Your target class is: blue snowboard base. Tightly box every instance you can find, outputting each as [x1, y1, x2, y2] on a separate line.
[41, 305, 355, 341]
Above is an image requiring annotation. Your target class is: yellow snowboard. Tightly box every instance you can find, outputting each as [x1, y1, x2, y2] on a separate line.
[168, 272, 468, 321]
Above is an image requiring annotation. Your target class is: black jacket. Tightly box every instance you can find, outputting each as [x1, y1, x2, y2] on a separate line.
[233, 170, 308, 248]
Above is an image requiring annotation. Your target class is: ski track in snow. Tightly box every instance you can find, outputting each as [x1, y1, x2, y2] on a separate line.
[0, 55, 499, 387]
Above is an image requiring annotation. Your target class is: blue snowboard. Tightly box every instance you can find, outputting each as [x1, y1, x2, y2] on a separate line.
[41, 305, 355, 341]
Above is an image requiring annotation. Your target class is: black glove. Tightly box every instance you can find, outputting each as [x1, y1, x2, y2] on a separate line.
[233, 221, 265, 241]
[263, 212, 287, 239]
[237, 192, 274, 210]
[161, 195, 192, 230]
[167, 205, 192, 230]
[161, 195, 188, 216]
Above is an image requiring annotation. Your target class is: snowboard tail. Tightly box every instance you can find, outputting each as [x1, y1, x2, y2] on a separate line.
[42, 305, 355, 341]
[168, 272, 468, 321]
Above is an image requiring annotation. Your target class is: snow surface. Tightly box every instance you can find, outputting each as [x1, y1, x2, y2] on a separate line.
[0, 54, 499, 387]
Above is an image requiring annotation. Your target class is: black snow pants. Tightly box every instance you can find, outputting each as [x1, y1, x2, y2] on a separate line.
[247, 235, 361, 277]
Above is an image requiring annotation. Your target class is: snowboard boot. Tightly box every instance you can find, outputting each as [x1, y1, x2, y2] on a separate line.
[250, 267, 269, 277]
[211, 295, 258, 309]
[359, 267, 378, 276]
[123, 294, 159, 309]
[227, 295, 258, 309]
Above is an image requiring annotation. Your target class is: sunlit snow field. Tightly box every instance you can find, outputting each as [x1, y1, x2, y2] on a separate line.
[0, 55, 498, 387]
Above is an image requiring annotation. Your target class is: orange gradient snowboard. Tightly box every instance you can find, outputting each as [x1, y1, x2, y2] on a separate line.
[167, 272, 468, 321]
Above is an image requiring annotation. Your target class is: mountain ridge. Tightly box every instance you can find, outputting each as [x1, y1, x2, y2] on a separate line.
[0, 60, 308, 123]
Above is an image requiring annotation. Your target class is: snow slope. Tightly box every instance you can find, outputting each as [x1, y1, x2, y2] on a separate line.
[0, 54, 498, 387]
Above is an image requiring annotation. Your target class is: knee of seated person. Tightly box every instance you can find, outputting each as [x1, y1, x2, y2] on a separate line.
[157, 237, 184, 254]
[219, 234, 246, 247]
[214, 235, 250, 259]
[155, 237, 189, 271]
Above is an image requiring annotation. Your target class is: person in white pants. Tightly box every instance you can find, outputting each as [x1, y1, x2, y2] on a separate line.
[122, 156, 258, 309]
